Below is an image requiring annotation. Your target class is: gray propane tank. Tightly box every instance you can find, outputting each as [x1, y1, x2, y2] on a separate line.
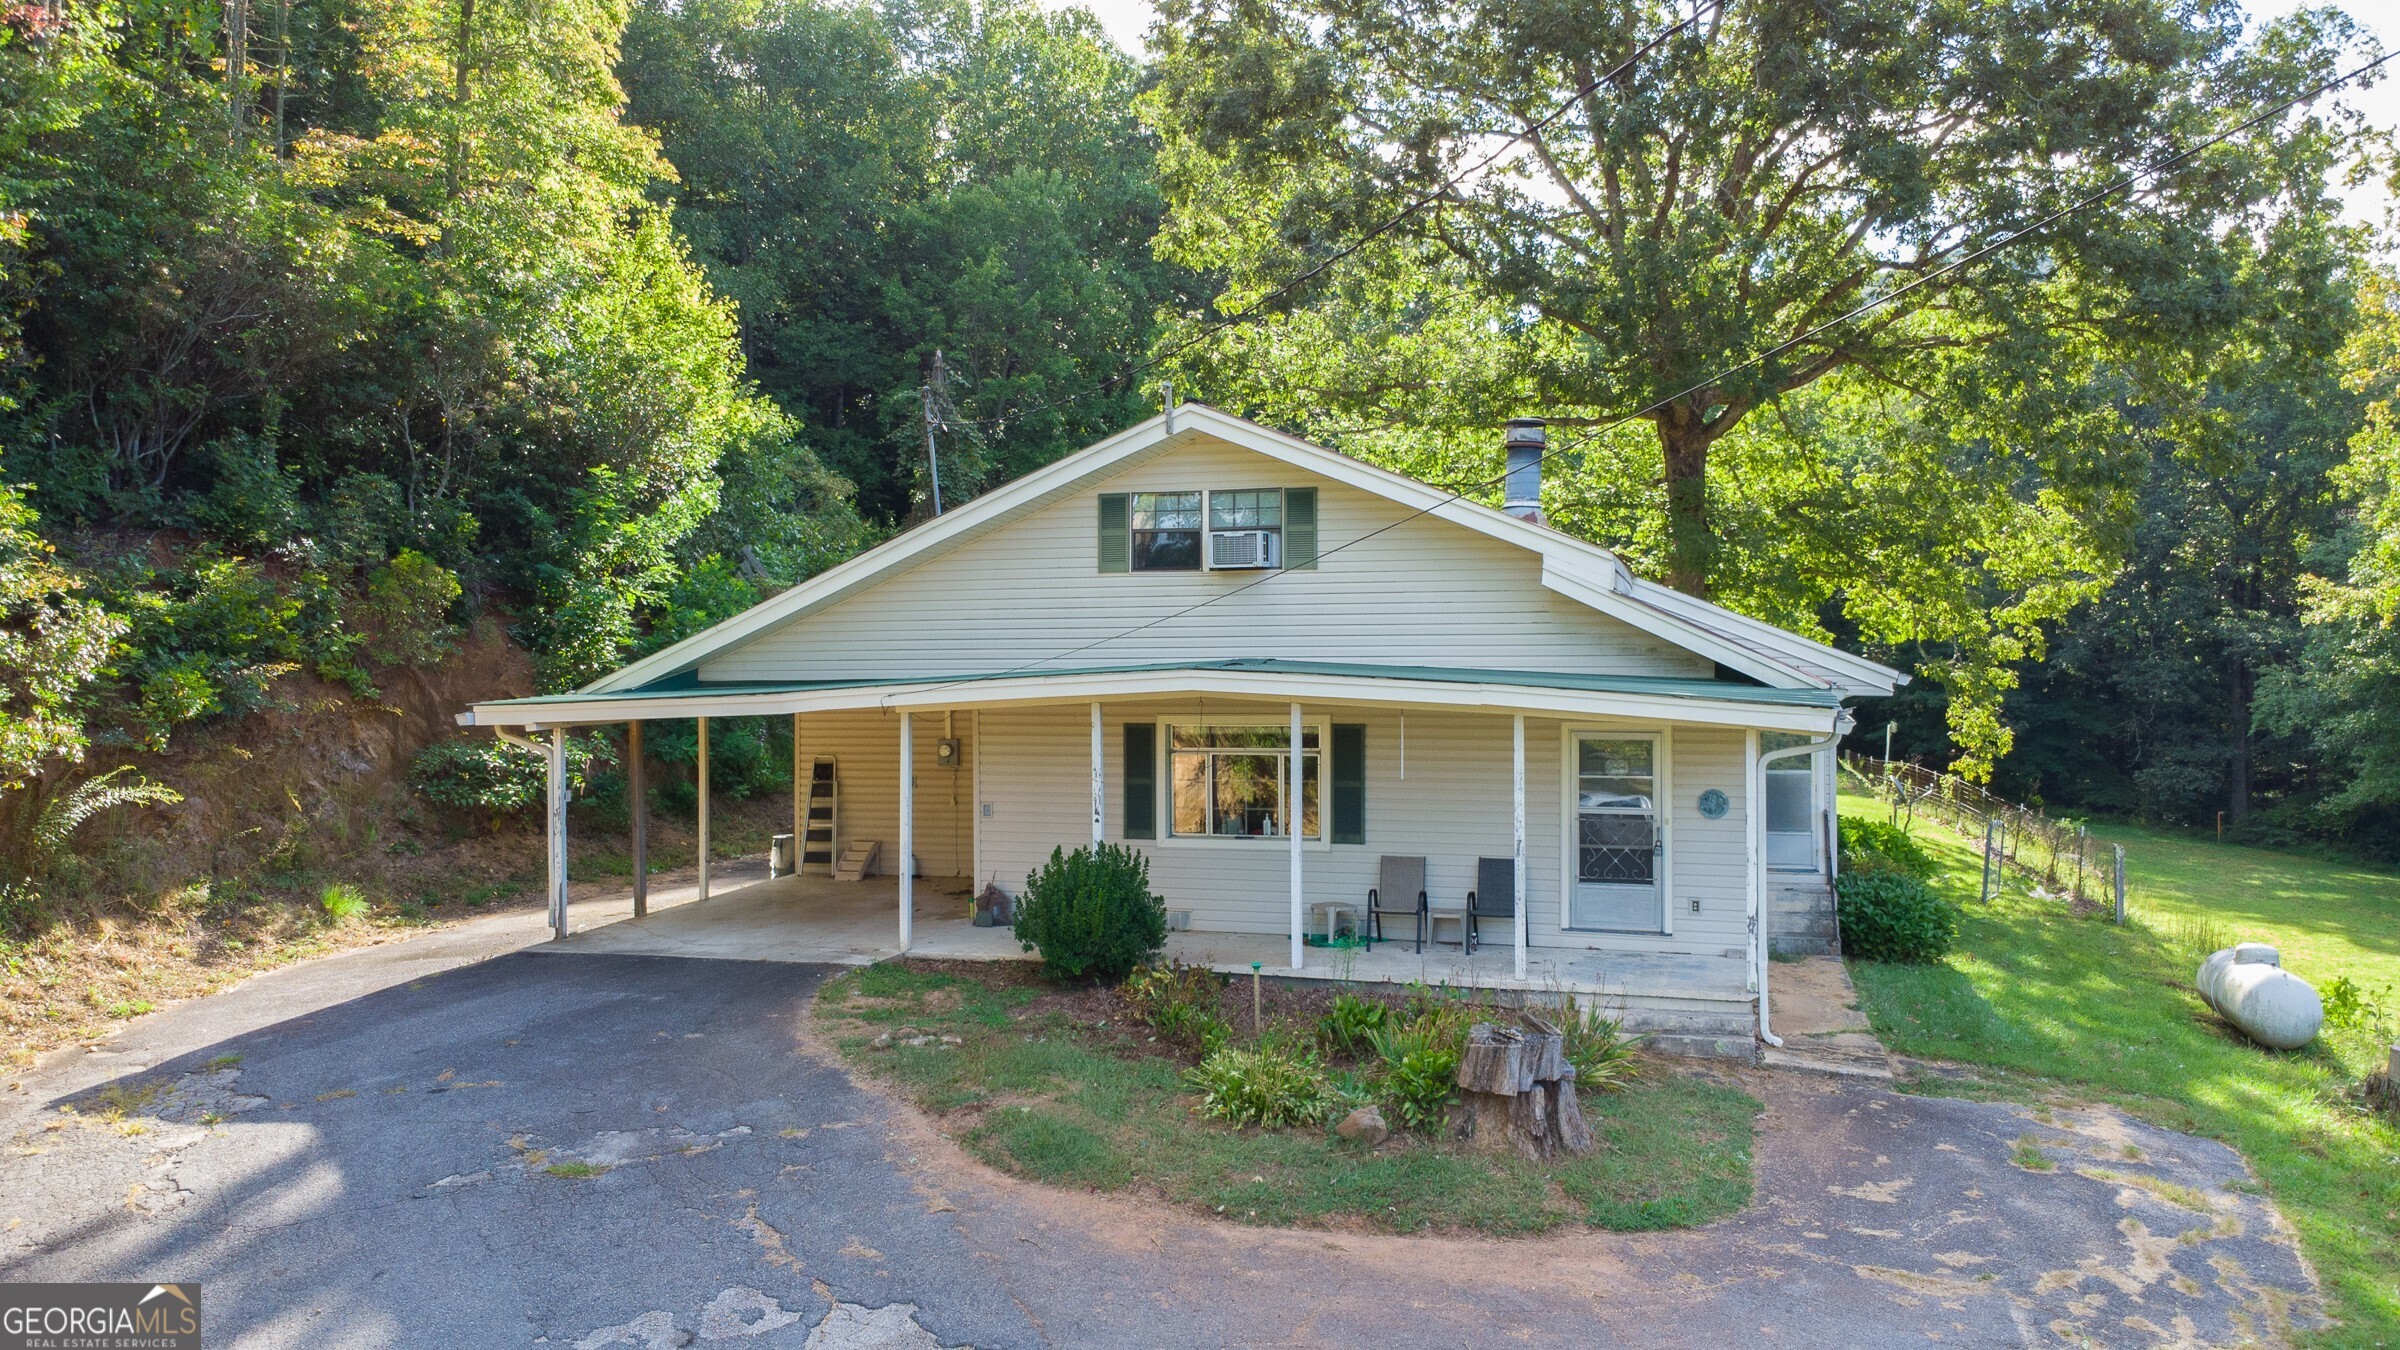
[2195, 943, 2323, 1050]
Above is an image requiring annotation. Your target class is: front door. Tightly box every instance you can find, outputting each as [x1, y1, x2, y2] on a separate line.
[1570, 734, 1662, 932]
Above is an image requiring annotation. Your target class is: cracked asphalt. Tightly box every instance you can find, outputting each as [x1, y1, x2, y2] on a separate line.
[2, 941, 2322, 1348]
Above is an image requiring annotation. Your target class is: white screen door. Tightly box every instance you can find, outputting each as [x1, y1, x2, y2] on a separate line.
[1571, 734, 1662, 932]
[1764, 742, 1820, 871]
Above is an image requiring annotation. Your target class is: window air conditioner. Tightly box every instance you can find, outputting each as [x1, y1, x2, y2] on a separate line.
[1207, 529, 1279, 569]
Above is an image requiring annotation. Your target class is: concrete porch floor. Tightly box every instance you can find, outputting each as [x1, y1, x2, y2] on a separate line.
[542, 875, 1757, 1052]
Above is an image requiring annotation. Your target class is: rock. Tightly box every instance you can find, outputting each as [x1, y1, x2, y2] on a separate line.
[1333, 1106, 1388, 1147]
[2196, 944, 2323, 1050]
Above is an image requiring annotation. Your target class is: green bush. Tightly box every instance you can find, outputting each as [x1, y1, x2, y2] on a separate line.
[1836, 871, 1958, 963]
[1122, 961, 1230, 1052]
[356, 550, 462, 667]
[408, 734, 612, 816]
[1839, 817, 1938, 881]
[1015, 843, 1167, 981]
[320, 882, 369, 921]
[1367, 1018, 1462, 1131]
[1318, 991, 1388, 1053]
[1551, 1001, 1640, 1090]
[1184, 1044, 1331, 1128]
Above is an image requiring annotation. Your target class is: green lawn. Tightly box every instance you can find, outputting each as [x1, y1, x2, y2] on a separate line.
[1840, 794, 2400, 1345]
[815, 963, 1759, 1235]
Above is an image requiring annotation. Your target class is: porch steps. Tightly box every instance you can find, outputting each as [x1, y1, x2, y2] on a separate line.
[832, 840, 880, 882]
[802, 756, 839, 874]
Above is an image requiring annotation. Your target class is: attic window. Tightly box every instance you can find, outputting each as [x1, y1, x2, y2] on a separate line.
[1131, 492, 1202, 571]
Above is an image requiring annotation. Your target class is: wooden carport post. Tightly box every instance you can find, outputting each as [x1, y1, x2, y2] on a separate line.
[1513, 714, 1527, 980]
[899, 711, 914, 951]
[546, 727, 568, 940]
[697, 717, 711, 903]
[628, 721, 647, 917]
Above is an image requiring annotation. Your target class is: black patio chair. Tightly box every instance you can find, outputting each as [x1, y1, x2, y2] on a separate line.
[1465, 856, 1515, 955]
[1366, 855, 1428, 953]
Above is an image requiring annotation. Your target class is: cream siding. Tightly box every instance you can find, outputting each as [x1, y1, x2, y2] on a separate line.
[698, 437, 1710, 684]
[791, 710, 976, 880]
[962, 700, 1753, 956]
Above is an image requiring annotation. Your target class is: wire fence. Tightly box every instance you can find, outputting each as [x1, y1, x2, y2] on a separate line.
[1840, 754, 2128, 921]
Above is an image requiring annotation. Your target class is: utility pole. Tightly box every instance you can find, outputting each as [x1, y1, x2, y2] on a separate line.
[922, 349, 946, 516]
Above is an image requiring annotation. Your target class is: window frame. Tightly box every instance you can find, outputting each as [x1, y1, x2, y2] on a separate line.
[1162, 721, 1325, 844]
[1129, 491, 1204, 572]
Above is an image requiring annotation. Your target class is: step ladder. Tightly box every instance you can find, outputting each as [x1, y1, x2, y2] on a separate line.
[802, 756, 838, 875]
[832, 840, 880, 882]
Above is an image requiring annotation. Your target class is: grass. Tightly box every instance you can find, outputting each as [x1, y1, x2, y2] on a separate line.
[815, 963, 1758, 1235]
[318, 882, 369, 922]
[544, 1160, 607, 1179]
[1841, 793, 2400, 1344]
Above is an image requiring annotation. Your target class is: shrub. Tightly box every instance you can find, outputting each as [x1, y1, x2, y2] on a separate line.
[1367, 1018, 1463, 1131]
[2321, 976, 2390, 1034]
[1123, 961, 1230, 1052]
[1839, 817, 1937, 881]
[320, 882, 368, 921]
[356, 550, 462, 667]
[1836, 871, 1958, 962]
[1551, 1001, 1640, 1091]
[1318, 991, 1388, 1053]
[408, 734, 611, 817]
[1185, 1045, 1331, 1128]
[1015, 843, 1167, 981]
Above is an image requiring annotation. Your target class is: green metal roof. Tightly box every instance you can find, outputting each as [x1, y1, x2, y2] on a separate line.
[473, 658, 1843, 710]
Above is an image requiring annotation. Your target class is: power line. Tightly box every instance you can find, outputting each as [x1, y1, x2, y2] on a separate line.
[947, 1, 1722, 433]
[885, 45, 2393, 704]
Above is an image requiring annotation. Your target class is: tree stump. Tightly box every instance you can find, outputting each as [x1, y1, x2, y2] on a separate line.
[1456, 1016, 1595, 1160]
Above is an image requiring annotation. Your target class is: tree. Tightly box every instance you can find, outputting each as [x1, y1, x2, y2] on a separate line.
[621, 0, 1204, 522]
[1145, 0, 2372, 593]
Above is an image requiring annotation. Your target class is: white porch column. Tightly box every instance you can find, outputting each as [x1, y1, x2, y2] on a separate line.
[1090, 702, 1104, 846]
[1289, 701, 1304, 972]
[697, 716, 711, 903]
[547, 727, 568, 940]
[1512, 714, 1527, 979]
[1744, 728, 1769, 1037]
[899, 712, 914, 951]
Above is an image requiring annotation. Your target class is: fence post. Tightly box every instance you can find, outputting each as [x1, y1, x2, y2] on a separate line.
[2073, 825, 2088, 903]
[2113, 844, 2126, 925]
[1979, 815, 1997, 904]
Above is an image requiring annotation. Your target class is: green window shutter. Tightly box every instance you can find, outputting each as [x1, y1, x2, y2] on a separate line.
[1330, 723, 1365, 845]
[1283, 487, 1317, 569]
[1123, 722, 1156, 840]
[1097, 493, 1129, 573]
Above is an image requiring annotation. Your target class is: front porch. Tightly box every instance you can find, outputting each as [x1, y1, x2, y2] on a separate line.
[539, 871, 1759, 1055]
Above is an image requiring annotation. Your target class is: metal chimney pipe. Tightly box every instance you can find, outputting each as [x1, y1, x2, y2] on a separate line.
[1503, 418, 1545, 523]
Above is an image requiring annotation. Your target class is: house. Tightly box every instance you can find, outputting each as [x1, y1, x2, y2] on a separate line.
[459, 404, 1904, 1057]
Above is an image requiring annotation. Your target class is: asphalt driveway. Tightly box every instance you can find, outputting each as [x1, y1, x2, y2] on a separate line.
[2, 946, 2320, 1348]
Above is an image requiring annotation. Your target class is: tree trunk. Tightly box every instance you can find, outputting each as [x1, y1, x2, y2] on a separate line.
[2227, 655, 2251, 824]
[1656, 414, 1712, 596]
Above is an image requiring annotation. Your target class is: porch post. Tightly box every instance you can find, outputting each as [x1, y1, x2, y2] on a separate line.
[899, 712, 914, 951]
[697, 716, 711, 903]
[628, 721, 647, 918]
[1512, 714, 1527, 979]
[546, 727, 568, 940]
[1744, 728, 1766, 1033]
[1289, 701, 1304, 972]
[792, 714, 804, 872]
[1089, 702, 1104, 846]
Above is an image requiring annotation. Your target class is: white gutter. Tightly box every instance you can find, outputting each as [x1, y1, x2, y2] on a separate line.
[1752, 711, 1853, 1049]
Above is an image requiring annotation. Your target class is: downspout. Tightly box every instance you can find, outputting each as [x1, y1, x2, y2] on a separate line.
[1755, 710, 1854, 1049]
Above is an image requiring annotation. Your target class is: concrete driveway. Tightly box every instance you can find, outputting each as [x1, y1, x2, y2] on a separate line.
[1, 942, 2319, 1347]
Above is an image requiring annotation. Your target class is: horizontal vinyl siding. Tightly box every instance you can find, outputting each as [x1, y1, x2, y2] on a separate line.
[974, 701, 1752, 955]
[792, 710, 976, 880]
[699, 438, 1711, 684]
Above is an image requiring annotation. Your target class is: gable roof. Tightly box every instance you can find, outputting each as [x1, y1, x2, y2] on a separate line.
[586, 403, 1906, 699]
